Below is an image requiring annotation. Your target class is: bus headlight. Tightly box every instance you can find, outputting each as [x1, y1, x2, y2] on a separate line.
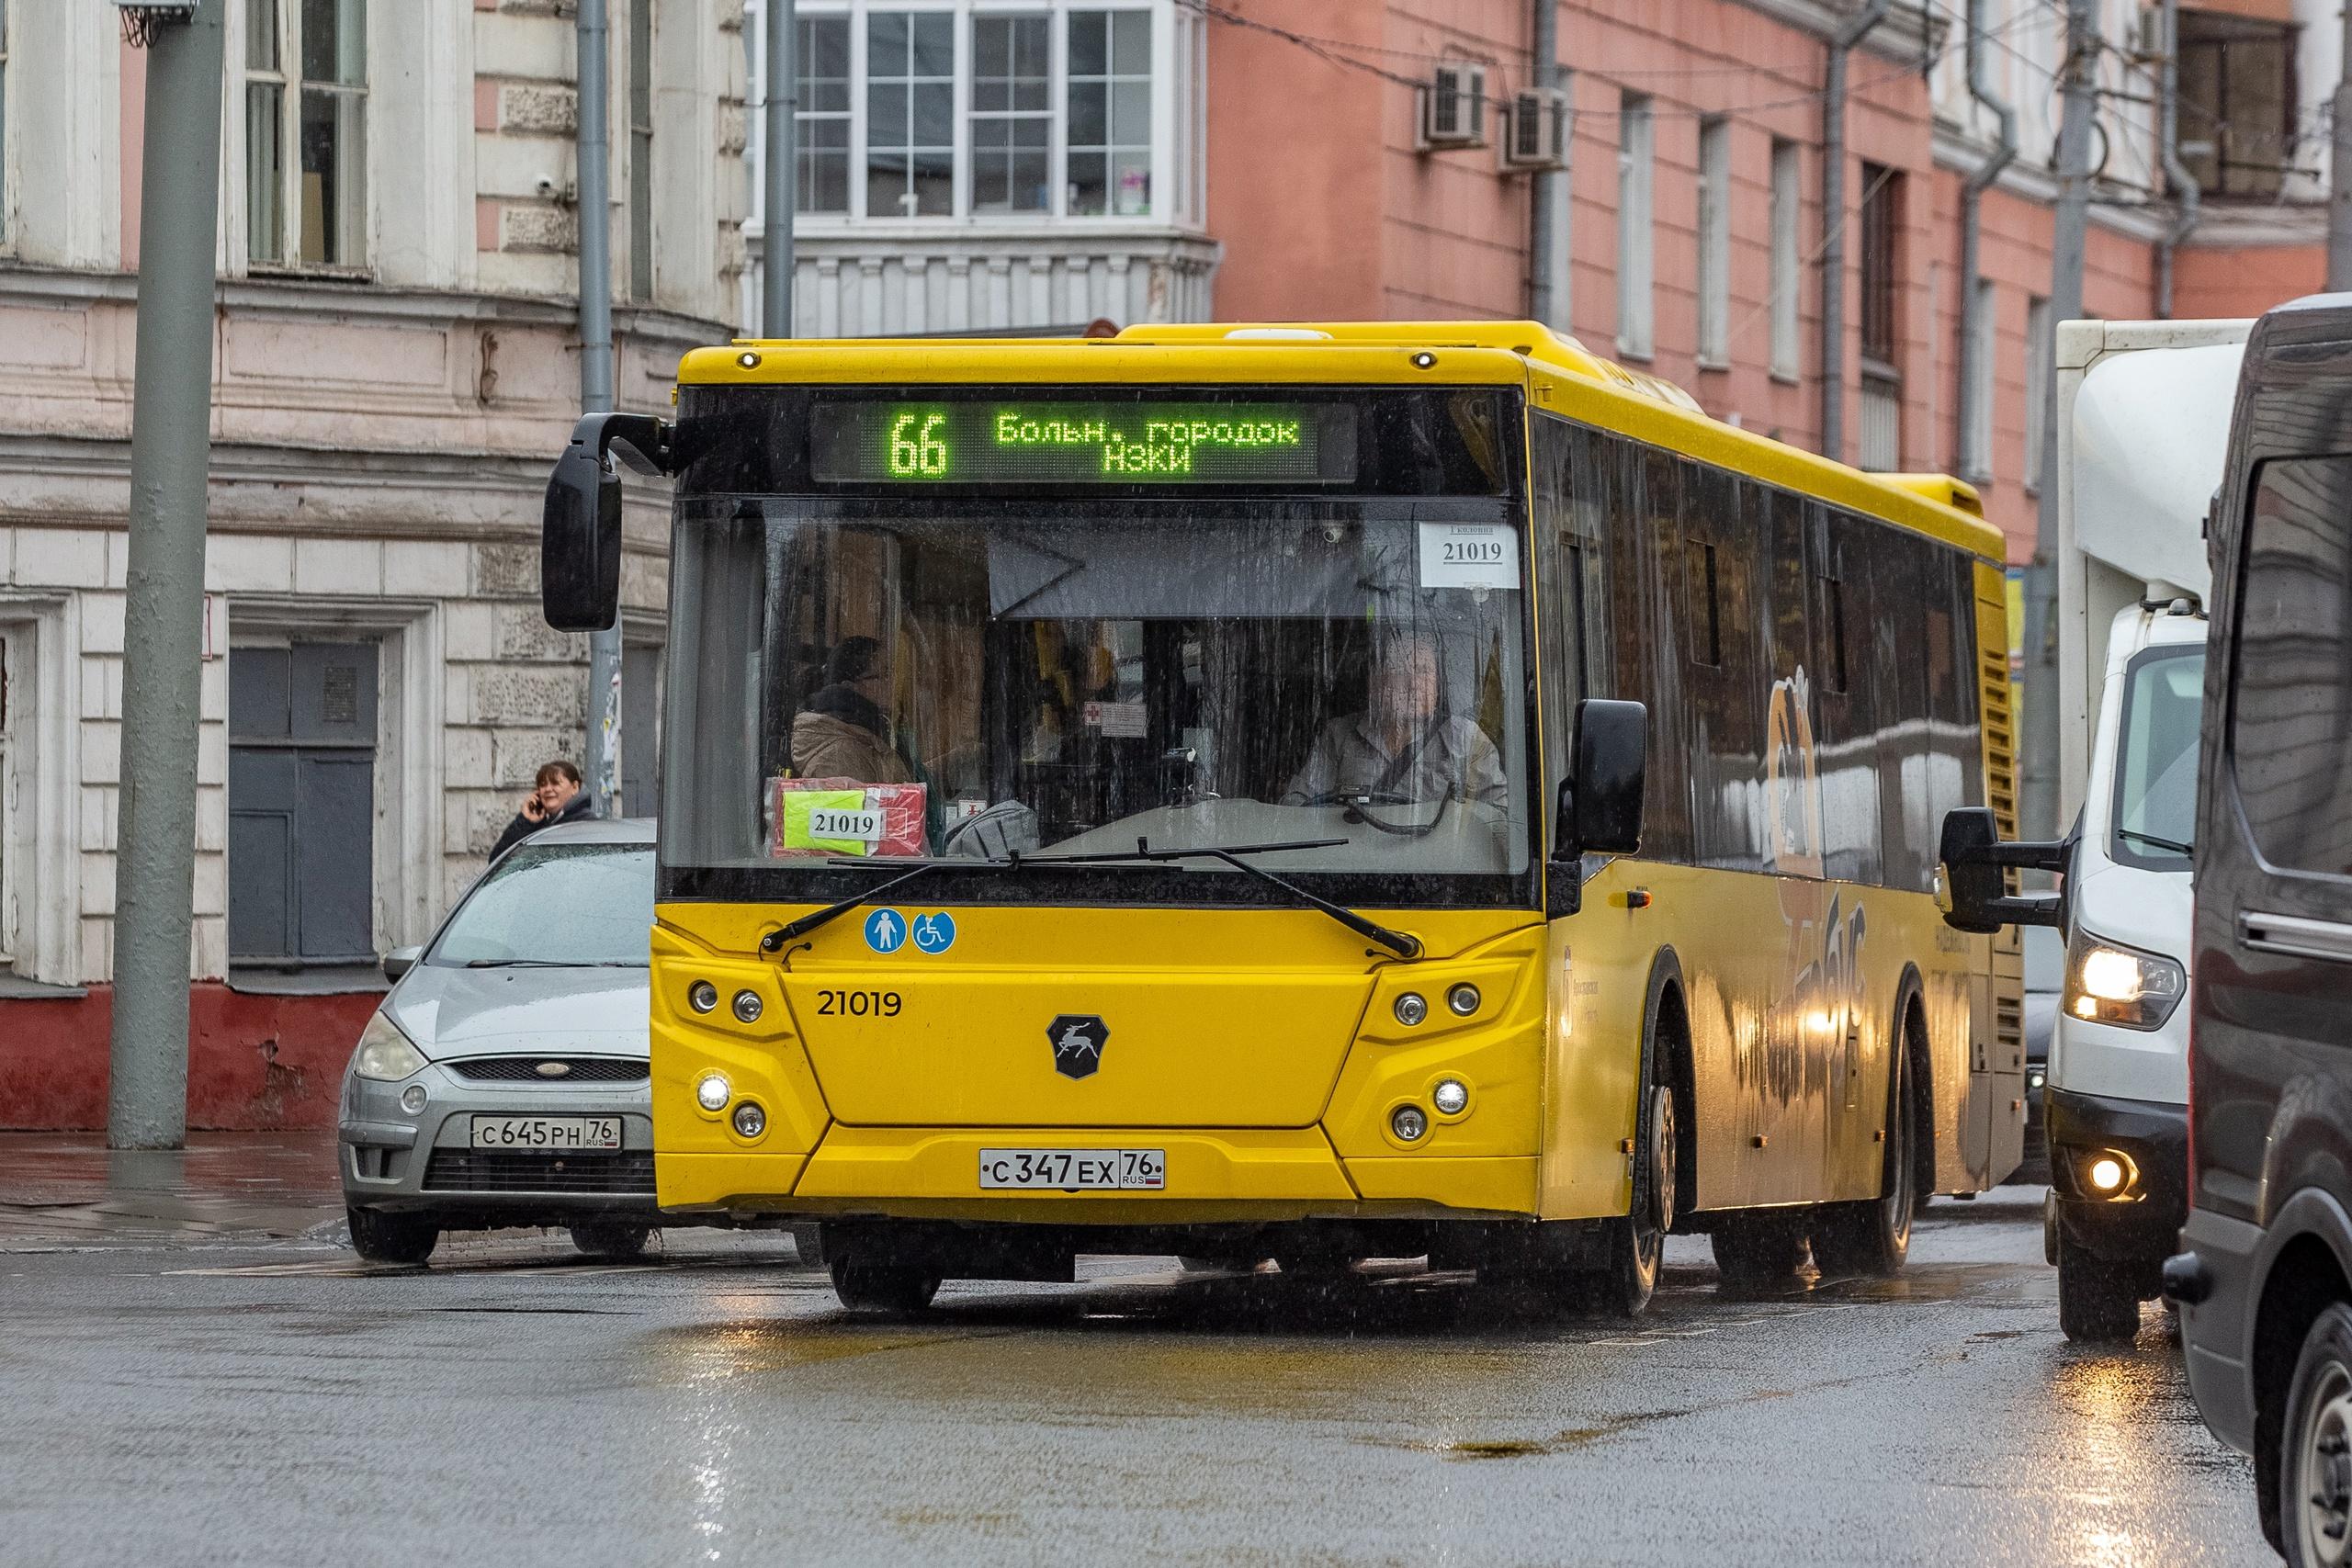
[1432, 1078, 1470, 1116]
[2064, 933, 2186, 1031]
[353, 1014, 428, 1082]
[695, 1073, 731, 1112]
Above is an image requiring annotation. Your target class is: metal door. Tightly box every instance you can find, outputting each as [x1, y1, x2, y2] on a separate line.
[228, 642, 378, 964]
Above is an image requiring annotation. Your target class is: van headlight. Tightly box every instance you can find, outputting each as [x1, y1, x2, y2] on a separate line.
[2064, 932, 2186, 1032]
[352, 1012, 429, 1081]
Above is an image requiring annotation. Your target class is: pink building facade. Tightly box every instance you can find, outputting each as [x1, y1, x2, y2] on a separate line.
[1205, 0, 2328, 564]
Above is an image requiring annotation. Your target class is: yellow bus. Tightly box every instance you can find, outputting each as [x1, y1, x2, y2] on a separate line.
[540, 321, 2025, 1314]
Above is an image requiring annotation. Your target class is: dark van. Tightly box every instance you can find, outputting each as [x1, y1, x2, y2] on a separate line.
[2165, 293, 2352, 1564]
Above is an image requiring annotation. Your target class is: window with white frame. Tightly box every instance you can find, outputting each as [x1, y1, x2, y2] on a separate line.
[1616, 94, 1654, 361]
[1769, 139, 1799, 381]
[1067, 8, 1151, 215]
[865, 10, 955, 217]
[971, 14, 1050, 213]
[244, 0, 368, 268]
[2024, 294, 2052, 493]
[1696, 116, 1729, 368]
[770, 3, 1163, 222]
[799, 15, 854, 212]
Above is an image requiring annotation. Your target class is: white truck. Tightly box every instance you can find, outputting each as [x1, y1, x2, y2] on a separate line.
[1945, 318, 2246, 1342]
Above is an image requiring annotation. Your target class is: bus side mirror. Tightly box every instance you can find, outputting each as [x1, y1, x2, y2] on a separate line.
[542, 412, 674, 632]
[1938, 807, 2067, 933]
[1556, 698, 1646, 860]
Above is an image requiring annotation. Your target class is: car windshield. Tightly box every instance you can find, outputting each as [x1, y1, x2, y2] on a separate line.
[660, 498, 1533, 893]
[2111, 647, 2203, 868]
[430, 842, 655, 966]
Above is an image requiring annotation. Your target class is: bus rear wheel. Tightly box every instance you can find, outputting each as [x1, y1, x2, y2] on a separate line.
[1711, 1211, 1810, 1289]
[829, 1257, 943, 1313]
[1812, 1031, 1917, 1278]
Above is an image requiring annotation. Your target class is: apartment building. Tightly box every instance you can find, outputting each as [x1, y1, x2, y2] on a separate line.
[0, 0, 744, 1128]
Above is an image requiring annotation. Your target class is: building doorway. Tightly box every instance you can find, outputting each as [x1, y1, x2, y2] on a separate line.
[228, 641, 379, 969]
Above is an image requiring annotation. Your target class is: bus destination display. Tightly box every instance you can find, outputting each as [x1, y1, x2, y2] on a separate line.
[808, 401, 1360, 485]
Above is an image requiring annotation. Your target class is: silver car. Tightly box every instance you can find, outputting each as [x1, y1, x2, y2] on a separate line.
[339, 818, 662, 1265]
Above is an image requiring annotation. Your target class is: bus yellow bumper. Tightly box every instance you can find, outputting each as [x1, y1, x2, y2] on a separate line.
[656, 1129, 1540, 1224]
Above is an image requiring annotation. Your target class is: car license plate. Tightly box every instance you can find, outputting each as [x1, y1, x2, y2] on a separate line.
[978, 1148, 1166, 1190]
[470, 1115, 622, 1151]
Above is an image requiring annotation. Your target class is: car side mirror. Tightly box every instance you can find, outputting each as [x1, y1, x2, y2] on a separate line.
[380, 945, 423, 985]
[1556, 698, 1646, 861]
[1938, 807, 2068, 933]
[542, 412, 674, 632]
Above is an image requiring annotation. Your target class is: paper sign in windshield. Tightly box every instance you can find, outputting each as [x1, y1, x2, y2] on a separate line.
[1419, 522, 1519, 589]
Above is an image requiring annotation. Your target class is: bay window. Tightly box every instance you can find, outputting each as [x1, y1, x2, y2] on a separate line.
[770, 2, 1164, 222]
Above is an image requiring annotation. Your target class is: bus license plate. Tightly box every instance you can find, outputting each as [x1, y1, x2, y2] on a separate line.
[978, 1148, 1166, 1190]
[470, 1115, 622, 1151]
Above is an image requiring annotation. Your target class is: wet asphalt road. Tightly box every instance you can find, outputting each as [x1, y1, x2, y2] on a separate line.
[0, 1176, 2270, 1568]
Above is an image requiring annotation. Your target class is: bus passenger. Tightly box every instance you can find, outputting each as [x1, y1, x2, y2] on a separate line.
[1281, 632, 1507, 808]
[792, 636, 914, 784]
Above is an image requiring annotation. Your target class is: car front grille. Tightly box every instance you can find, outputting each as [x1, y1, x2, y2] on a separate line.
[446, 1056, 649, 1084]
[422, 1150, 656, 1194]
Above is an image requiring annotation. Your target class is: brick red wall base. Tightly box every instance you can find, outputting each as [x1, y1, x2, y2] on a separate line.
[0, 986, 379, 1132]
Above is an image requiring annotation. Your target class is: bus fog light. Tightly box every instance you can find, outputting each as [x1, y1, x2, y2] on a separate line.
[1394, 993, 1429, 1027]
[731, 989, 763, 1023]
[1432, 1079, 1469, 1115]
[731, 1101, 767, 1139]
[399, 1084, 428, 1115]
[2086, 1154, 2132, 1195]
[695, 1073, 731, 1112]
[689, 981, 719, 1014]
[1391, 1105, 1430, 1143]
[1447, 984, 1480, 1016]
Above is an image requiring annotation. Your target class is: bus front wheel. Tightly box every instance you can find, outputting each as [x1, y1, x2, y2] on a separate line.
[1597, 1079, 1674, 1315]
[830, 1256, 943, 1313]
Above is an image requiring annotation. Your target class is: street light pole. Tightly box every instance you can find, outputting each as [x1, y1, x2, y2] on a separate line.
[2019, 0, 2098, 845]
[578, 0, 622, 815]
[764, 0, 796, 336]
[107, 1, 229, 1151]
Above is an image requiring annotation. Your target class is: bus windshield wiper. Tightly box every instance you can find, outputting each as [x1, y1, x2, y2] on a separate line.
[2117, 826, 2194, 856]
[760, 856, 1017, 952]
[1032, 839, 1422, 960]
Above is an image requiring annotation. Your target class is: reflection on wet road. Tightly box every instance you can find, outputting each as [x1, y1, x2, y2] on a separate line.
[0, 1184, 2267, 1567]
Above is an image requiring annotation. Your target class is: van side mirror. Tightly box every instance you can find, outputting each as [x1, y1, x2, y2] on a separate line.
[1555, 698, 1646, 860]
[542, 412, 674, 632]
[380, 945, 423, 985]
[1938, 807, 2068, 933]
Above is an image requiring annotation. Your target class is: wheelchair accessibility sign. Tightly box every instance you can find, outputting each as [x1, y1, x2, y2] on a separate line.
[863, 908, 956, 955]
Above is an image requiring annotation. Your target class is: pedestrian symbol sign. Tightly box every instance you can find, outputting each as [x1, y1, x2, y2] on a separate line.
[912, 912, 957, 954]
[864, 908, 906, 953]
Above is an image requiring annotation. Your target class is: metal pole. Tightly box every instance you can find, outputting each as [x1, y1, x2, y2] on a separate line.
[2155, 0, 2200, 317]
[2331, 0, 2352, 288]
[578, 0, 621, 816]
[108, 0, 228, 1150]
[1956, 0, 2017, 475]
[763, 0, 797, 337]
[2019, 0, 2097, 845]
[1526, 0, 1559, 329]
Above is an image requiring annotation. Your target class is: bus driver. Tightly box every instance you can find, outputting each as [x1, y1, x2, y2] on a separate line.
[1281, 630, 1508, 810]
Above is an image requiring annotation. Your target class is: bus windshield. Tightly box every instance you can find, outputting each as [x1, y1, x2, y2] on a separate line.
[660, 498, 1533, 896]
[2110, 645, 2203, 868]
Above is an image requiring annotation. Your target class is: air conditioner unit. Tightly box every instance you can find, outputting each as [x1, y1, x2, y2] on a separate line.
[1418, 63, 1487, 152]
[1499, 88, 1569, 172]
[2132, 5, 2166, 62]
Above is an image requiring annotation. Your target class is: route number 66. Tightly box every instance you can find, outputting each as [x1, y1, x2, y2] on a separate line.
[888, 412, 950, 477]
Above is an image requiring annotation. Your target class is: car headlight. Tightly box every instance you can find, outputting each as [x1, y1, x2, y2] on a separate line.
[351, 1012, 429, 1081]
[2064, 932, 2187, 1032]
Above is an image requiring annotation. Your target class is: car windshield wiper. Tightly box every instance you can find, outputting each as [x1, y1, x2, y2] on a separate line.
[1031, 839, 1421, 960]
[2116, 826, 2194, 857]
[760, 856, 1018, 952]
